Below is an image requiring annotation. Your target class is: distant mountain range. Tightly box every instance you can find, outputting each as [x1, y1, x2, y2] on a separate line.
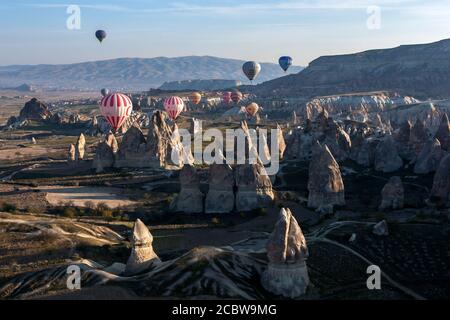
[251, 39, 450, 100]
[0, 56, 303, 91]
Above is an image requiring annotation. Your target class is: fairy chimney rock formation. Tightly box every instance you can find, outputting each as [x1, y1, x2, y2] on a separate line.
[374, 135, 403, 173]
[75, 133, 86, 161]
[275, 124, 286, 160]
[235, 163, 274, 212]
[414, 138, 445, 174]
[434, 113, 450, 151]
[307, 142, 345, 213]
[429, 154, 450, 207]
[105, 132, 119, 153]
[124, 219, 160, 276]
[205, 163, 235, 213]
[171, 165, 204, 213]
[93, 141, 115, 173]
[380, 176, 404, 210]
[115, 125, 147, 167]
[409, 119, 428, 156]
[68, 144, 76, 162]
[261, 208, 309, 298]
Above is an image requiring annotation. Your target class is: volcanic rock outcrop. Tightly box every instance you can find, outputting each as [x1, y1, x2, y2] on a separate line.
[124, 219, 160, 276]
[307, 142, 345, 213]
[414, 138, 446, 174]
[261, 208, 309, 298]
[19, 98, 52, 121]
[235, 163, 274, 212]
[205, 163, 235, 213]
[374, 135, 403, 173]
[429, 154, 450, 207]
[379, 176, 404, 210]
[171, 165, 204, 213]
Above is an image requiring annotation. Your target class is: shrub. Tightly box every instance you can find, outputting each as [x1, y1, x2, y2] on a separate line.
[1, 202, 17, 213]
[83, 201, 95, 214]
[25, 206, 44, 214]
[63, 207, 77, 218]
[96, 202, 113, 218]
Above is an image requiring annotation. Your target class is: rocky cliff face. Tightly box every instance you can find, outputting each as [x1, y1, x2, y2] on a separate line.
[252, 39, 450, 99]
[304, 92, 419, 120]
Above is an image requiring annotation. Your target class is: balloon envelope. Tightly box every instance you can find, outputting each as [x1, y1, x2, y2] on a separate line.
[101, 88, 110, 97]
[164, 96, 184, 121]
[95, 30, 107, 43]
[189, 92, 202, 105]
[222, 92, 232, 104]
[246, 102, 259, 117]
[99, 93, 133, 131]
[242, 61, 261, 81]
[231, 91, 243, 104]
[279, 56, 293, 72]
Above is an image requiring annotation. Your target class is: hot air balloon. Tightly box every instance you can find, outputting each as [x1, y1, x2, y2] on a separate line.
[99, 93, 133, 132]
[189, 92, 202, 105]
[245, 102, 259, 117]
[101, 88, 110, 97]
[164, 96, 184, 121]
[279, 56, 293, 72]
[222, 91, 232, 104]
[231, 91, 243, 104]
[95, 30, 107, 43]
[242, 61, 261, 81]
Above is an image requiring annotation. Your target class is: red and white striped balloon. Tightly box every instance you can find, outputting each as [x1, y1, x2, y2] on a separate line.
[164, 96, 184, 121]
[99, 93, 133, 131]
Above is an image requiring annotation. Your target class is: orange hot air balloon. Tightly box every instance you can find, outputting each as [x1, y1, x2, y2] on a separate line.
[189, 92, 202, 105]
[246, 102, 259, 117]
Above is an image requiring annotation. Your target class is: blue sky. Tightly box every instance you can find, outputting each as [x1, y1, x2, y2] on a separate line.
[1, 0, 450, 66]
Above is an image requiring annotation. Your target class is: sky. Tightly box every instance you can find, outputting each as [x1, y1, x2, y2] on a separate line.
[1, 0, 450, 66]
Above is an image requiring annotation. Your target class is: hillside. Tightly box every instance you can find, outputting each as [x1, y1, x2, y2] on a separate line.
[0, 56, 302, 91]
[251, 39, 450, 100]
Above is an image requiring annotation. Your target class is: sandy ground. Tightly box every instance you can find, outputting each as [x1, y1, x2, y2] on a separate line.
[0, 146, 57, 161]
[41, 186, 136, 208]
